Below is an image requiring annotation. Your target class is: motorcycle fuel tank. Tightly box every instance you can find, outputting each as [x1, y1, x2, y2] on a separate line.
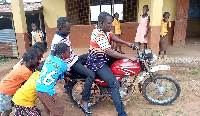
[110, 59, 141, 76]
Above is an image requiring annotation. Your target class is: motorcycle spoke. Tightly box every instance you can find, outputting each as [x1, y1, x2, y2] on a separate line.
[147, 86, 157, 91]
[162, 93, 169, 99]
[152, 92, 159, 99]
[165, 86, 173, 90]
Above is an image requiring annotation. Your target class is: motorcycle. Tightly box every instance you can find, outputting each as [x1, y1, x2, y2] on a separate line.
[67, 46, 181, 108]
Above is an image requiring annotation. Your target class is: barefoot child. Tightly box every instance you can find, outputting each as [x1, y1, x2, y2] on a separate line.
[112, 12, 122, 51]
[0, 51, 38, 116]
[135, 5, 150, 49]
[160, 12, 171, 58]
[36, 43, 70, 116]
[12, 62, 44, 116]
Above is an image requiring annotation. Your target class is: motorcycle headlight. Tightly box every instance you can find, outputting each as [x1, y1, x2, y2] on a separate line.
[150, 54, 158, 65]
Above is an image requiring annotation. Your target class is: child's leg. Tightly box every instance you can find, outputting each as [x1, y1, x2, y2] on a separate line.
[144, 43, 147, 49]
[164, 51, 167, 55]
[0, 93, 13, 116]
[2, 110, 12, 116]
[36, 91, 64, 116]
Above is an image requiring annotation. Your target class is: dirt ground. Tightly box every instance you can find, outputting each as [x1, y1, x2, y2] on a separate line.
[0, 37, 200, 116]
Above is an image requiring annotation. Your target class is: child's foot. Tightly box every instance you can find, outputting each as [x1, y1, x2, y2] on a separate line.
[158, 55, 163, 59]
[164, 55, 167, 59]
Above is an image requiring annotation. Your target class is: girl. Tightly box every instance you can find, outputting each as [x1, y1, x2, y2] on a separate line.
[112, 12, 122, 51]
[160, 12, 171, 59]
[12, 62, 44, 116]
[29, 23, 44, 45]
[0, 51, 38, 116]
[135, 5, 150, 49]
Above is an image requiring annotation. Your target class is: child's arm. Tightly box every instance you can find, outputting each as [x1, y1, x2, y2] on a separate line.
[26, 32, 32, 38]
[63, 76, 72, 82]
[144, 16, 150, 38]
[167, 20, 171, 31]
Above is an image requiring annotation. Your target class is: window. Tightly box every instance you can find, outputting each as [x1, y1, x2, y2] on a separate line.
[66, 0, 138, 25]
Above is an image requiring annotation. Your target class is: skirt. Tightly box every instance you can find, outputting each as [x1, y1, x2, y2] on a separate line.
[159, 35, 168, 51]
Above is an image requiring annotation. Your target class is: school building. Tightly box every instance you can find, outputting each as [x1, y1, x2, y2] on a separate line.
[0, 0, 199, 58]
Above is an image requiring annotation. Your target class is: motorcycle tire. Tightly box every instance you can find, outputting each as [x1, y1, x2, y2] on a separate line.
[142, 74, 181, 105]
[68, 81, 102, 108]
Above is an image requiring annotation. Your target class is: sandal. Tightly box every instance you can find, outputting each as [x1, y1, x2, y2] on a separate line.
[80, 106, 92, 116]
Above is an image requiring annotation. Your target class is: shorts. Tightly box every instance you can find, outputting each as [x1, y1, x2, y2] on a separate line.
[14, 104, 41, 116]
[36, 91, 64, 116]
[0, 92, 13, 112]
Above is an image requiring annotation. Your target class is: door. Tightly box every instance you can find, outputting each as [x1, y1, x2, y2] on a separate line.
[173, 0, 190, 46]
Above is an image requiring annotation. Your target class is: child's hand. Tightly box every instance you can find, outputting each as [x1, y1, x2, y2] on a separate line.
[66, 77, 72, 82]
[65, 71, 71, 77]
[64, 77, 72, 82]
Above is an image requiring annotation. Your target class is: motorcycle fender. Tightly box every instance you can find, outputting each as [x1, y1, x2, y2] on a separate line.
[150, 65, 170, 72]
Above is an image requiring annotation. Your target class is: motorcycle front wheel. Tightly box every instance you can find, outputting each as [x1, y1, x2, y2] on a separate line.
[142, 74, 181, 105]
[69, 81, 102, 108]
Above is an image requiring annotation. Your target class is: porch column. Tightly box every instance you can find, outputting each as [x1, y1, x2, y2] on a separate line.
[148, 0, 163, 55]
[11, 0, 29, 58]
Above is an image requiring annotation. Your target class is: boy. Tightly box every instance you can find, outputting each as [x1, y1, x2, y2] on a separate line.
[0, 51, 38, 116]
[29, 23, 44, 45]
[12, 62, 44, 116]
[36, 43, 70, 116]
[13, 42, 45, 69]
[51, 17, 95, 115]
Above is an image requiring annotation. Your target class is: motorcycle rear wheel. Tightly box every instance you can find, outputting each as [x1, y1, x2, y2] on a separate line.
[69, 81, 102, 108]
[142, 74, 181, 105]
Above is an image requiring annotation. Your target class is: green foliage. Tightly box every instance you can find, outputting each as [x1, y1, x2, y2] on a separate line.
[0, 55, 11, 62]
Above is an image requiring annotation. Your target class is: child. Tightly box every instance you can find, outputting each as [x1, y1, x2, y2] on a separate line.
[135, 5, 150, 49]
[13, 42, 45, 69]
[160, 12, 171, 58]
[30, 23, 44, 45]
[36, 43, 70, 116]
[0, 51, 38, 116]
[112, 12, 122, 51]
[12, 62, 44, 116]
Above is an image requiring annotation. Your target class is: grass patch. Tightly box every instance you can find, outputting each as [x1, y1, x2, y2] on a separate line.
[0, 55, 11, 62]
[191, 71, 199, 75]
[189, 66, 196, 70]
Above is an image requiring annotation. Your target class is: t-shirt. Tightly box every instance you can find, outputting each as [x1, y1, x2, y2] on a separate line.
[112, 18, 121, 34]
[86, 28, 112, 71]
[12, 71, 40, 107]
[35, 55, 67, 96]
[51, 31, 78, 71]
[0, 64, 32, 95]
[160, 19, 171, 37]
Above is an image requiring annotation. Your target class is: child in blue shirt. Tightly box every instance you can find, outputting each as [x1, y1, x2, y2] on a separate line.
[36, 43, 70, 116]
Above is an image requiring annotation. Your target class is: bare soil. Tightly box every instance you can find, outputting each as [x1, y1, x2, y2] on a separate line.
[0, 37, 199, 116]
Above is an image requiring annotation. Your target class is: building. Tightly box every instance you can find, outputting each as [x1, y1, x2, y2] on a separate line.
[4, 0, 200, 58]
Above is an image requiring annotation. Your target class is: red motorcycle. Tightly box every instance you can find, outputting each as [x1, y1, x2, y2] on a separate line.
[68, 47, 181, 108]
